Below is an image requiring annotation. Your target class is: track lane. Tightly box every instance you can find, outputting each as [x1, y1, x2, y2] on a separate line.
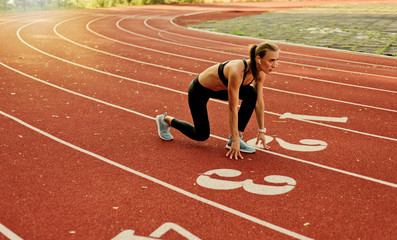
[2, 12, 392, 138]
[1, 74, 396, 239]
[1, 58, 393, 184]
[55, 15, 394, 139]
[2, 114, 308, 240]
[0, 26, 392, 187]
[2, 12, 392, 161]
[58, 15, 397, 110]
[62, 14, 394, 99]
[0, 74, 396, 238]
[1, 3, 397, 239]
[83, 11, 396, 85]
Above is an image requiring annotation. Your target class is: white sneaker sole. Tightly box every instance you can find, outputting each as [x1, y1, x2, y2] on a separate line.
[156, 115, 173, 141]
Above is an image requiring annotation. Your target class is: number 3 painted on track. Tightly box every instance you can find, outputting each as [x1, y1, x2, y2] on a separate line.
[196, 169, 296, 195]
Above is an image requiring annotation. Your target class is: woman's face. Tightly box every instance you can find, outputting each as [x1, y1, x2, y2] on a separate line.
[258, 50, 279, 74]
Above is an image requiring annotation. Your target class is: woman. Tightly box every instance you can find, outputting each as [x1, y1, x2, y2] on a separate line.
[156, 42, 279, 159]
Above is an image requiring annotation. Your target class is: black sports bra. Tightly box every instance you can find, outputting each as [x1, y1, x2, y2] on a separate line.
[218, 59, 253, 87]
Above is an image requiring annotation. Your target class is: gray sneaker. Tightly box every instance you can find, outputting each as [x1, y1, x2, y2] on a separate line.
[156, 113, 173, 141]
[225, 135, 255, 153]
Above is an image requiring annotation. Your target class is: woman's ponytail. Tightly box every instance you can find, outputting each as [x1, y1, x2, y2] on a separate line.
[248, 44, 258, 81]
[247, 42, 279, 80]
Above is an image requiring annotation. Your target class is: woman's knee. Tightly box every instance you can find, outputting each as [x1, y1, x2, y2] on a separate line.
[195, 132, 210, 141]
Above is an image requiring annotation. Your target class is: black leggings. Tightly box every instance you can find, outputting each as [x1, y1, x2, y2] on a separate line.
[171, 76, 257, 141]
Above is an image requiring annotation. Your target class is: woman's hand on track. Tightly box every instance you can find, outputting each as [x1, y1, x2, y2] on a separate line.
[226, 141, 243, 159]
[256, 133, 270, 150]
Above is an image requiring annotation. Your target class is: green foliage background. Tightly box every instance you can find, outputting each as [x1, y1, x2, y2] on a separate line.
[0, 0, 207, 13]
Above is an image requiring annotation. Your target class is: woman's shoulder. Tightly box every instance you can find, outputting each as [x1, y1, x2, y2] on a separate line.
[225, 59, 246, 75]
[227, 59, 245, 65]
[224, 59, 246, 69]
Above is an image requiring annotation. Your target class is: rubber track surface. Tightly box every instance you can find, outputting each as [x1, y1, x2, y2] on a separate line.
[1, 1, 396, 239]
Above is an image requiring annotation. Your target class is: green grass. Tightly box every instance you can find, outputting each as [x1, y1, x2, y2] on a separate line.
[188, 3, 397, 57]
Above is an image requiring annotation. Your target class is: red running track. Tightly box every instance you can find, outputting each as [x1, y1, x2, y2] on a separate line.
[1, 1, 397, 239]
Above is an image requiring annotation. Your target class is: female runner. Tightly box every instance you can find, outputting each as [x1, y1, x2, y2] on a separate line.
[156, 42, 279, 159]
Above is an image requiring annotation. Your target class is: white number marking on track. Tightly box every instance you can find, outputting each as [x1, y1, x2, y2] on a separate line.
[112, 222, 200, 240]
[247, 137, 328, 152]
[196, 169, 296, 196]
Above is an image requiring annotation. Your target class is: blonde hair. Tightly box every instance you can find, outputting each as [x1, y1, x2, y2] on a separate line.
[247, 42, 279, 80]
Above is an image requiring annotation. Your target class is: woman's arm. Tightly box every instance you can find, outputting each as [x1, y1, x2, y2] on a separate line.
[226, 64, 244, 159]
[254, 73, 270, 149]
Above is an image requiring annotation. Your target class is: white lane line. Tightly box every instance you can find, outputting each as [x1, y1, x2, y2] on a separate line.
[55, 16, 194, 75]
[0, 62, 154, 119]
[139, 14, 397, 80]
[0, 223, 23, 240]
[11, 20, 397, 141]
[0, 20, 17, 26]
[16, 21, 188, 95]
[117, 14, 241, 56]
[169, 12, 397, 71]
[263, 86, 397, 113]
[1, 61, 396, 188]
[281, 51, 397, 71]
[0, 110, 314, 240]
[276, 72, 397, 95]
[87, 16, 211, 63]
[279, 113, 348, 123]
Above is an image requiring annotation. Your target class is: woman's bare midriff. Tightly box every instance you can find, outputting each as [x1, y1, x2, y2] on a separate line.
[198, 64, 226, 91]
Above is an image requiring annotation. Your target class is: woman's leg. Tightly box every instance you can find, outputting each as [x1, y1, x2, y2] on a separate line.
[237, 86, 257, 132]
[170, 77, 212, 141]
